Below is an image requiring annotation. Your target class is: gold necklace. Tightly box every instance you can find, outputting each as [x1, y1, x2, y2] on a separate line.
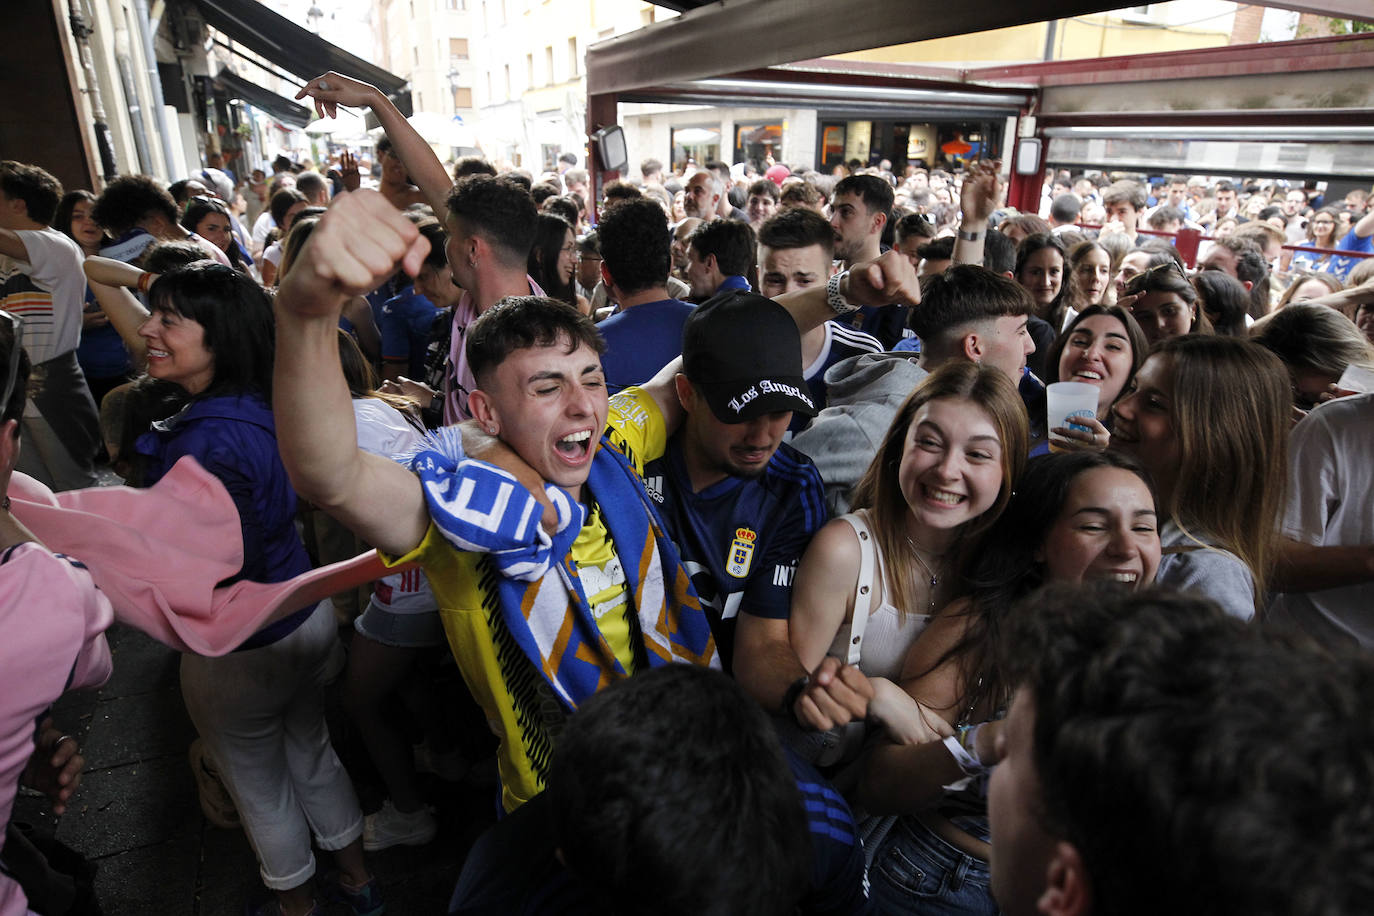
[904, 535, 941, 613]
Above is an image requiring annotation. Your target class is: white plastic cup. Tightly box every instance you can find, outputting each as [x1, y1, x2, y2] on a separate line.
[1335, 363, 1374, 395]
[1046, 381, 1100, 445]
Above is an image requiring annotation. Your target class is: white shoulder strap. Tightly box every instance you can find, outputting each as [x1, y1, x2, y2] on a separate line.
[837, 512, 877, 667]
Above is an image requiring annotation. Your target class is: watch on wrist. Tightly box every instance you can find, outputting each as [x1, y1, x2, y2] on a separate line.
[957, 227, 984, 242]
[826, 269, 859, 316]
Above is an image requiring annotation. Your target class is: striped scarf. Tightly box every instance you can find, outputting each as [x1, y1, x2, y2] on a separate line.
[407, 428, 718, 709]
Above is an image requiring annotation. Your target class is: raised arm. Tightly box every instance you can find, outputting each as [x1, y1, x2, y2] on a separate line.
[953, 159, 1001, 267]
[296, 72, 453, 216]
[273, 189, 433, 556]
[773, 248, 922, 336]
[83, 257, 152, 366]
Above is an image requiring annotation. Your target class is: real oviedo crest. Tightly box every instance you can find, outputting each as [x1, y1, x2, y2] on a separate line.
[727, 526, 757, 578]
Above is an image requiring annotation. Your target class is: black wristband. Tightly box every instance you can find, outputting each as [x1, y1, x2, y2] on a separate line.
[780, 675, 810, 719]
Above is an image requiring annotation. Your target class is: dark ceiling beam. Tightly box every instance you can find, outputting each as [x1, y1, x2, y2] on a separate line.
[587, 0, 1128, 96]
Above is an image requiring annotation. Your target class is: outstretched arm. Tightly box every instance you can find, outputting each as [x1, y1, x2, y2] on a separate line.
[296, 72, 453, 216]
[273, 189, 433, 556]
[953, 159, 1001, 267]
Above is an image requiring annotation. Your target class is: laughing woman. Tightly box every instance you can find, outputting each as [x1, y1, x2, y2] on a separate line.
[133, 263, 380, 916]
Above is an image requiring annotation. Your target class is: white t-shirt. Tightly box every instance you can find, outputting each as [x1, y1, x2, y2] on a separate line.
[251, 210, 276, 254]
[1265, 393, 1374, 648]
[0, 228, 86, 361]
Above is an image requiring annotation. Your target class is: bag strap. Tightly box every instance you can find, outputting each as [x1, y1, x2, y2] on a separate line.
[837, 513, 877, 667]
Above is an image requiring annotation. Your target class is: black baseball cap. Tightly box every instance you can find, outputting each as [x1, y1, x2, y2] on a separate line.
[682, 291, 817, 423]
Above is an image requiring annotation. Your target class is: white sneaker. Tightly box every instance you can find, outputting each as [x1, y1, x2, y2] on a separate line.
[362, 799, 437, 851]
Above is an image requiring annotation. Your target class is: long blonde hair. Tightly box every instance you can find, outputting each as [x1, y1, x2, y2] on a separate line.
[1154, 336, 1289, 601]
[851, 362, 1029, 616]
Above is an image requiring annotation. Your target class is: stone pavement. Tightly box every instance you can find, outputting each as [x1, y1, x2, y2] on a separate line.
[13, 621, 500, 915]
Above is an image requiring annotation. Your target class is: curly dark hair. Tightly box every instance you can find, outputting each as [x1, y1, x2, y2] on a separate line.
[0, 160, 64, 226]
[596, 198, 672, 295]
[1003, 581, 1374, 916]
[91, 174, 178, 236]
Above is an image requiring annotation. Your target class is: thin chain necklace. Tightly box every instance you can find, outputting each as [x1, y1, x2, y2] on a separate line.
[904, 535, 942, 612]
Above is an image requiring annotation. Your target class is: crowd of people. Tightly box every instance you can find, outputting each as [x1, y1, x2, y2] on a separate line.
[1, 64, 1373, 916]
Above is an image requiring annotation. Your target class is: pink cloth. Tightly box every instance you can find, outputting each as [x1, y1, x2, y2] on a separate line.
[443, 277, 544, 425]
[0, 543, 113, 916]
[9, 457, 410, 657]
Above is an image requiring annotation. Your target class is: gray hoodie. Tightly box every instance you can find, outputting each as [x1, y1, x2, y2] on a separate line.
[791, 352, 929, 516]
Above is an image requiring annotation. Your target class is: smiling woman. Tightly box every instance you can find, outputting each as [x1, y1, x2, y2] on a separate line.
[1045, 304, 1149, 422]
[857, 448, 1160, 915]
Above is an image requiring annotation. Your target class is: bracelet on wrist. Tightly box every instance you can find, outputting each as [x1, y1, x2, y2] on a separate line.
[826, 270, 859, 317]
[956, 227, 984, 242]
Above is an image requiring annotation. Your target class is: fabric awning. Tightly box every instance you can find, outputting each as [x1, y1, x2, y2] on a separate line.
[215, 69, 313, 128]
[192, 0, 407, 96]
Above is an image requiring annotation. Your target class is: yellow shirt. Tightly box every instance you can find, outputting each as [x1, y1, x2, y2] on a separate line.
[384, 387, 667, 811]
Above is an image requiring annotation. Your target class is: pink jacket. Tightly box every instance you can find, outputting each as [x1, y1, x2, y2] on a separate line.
[10, 457, 407, 656]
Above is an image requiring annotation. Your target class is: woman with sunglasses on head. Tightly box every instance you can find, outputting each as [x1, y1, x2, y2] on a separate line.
[131, 263, 380, 916]
[858, 449, 1161, 915]
[1120, 260, 1211, 347]
[1110, 334, 1290, 620]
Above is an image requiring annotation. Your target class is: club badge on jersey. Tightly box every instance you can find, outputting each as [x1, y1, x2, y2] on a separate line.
[727, 527, 757, 578]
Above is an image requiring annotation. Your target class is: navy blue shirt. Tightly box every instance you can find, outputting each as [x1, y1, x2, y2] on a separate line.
[641, 437, 826, 670]
[380, 286, 440, 379]
[792, 321, 883, 434]
[448, 747, 872, 915]
[596, 297, 695, 393]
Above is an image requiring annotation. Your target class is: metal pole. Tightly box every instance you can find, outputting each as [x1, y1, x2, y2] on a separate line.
[131, 0, 180, 179]
[69, 0, 119, 182]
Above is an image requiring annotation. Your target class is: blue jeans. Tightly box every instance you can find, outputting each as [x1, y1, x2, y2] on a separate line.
[868, 816, 998, 915]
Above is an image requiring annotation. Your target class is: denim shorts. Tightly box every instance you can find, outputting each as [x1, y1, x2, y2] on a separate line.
[868, 815, 998, 915]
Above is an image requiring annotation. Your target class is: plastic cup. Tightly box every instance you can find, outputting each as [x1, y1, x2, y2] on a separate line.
[1335, 363, 1374, 395]
[1046, 381, 1100, 448]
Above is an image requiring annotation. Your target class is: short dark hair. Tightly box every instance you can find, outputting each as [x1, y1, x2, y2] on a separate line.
[1001, 214, 1053, 238]
[1102, 180, 1146, 211]
[500, 171, 533, 193]
[1005, 582, 1374, 916]
[756, 207, 832, 259]
[639, 157, 663, 178]
[601, 180, 642, 205]
[1215, 179, 1236, 194]
[146, 263, 276, 399]
[780, 182, 822, 209]
[547, 664, 811, 916]
[454, 156, 498, 180]
[139, 240, 209, 274]
[466, 295, 604, 388]
[689, 219, 755, 278]
[91, 174, 178, 235]
[557, 151, 578, 166]
[909, 264, 1032, 345]
[982, 229, 1017, 276]
[446, 175, 538, 268]
[542, 196, 580, 229]
[1146, 205, 1185, 229]
[916, 236, 955, 262]
[295, 171, 328, 200]
[1049, 193, 1081, 224]
[1213, 236, 1270, 312]
[893, 212, 936, 243]
[530, 182, 561, 206]
[597, 198, 672, 295]
[0, 160, 64, 226]
[746, 178, 779, 203]
[832, 174, 894, 220]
